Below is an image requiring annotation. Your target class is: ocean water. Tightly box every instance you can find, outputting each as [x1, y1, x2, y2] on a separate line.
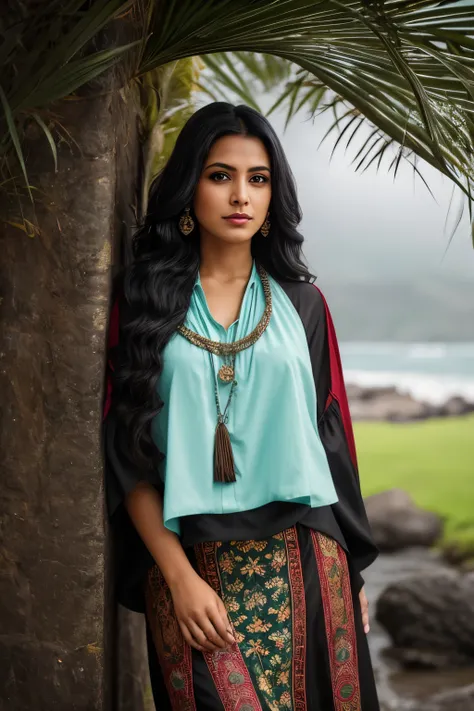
[340, 342, 474, 405]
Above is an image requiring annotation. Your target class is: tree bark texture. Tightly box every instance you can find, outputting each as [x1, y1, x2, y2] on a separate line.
[0, 75, 152, 709]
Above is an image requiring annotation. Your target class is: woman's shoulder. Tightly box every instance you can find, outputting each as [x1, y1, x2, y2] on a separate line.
[273, 277, 326, 320]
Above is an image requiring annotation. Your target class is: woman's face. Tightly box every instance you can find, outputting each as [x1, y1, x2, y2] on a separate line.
[193, 134, 272, 245]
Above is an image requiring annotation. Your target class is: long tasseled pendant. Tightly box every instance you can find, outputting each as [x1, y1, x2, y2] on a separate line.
[214, 420, 236, 483]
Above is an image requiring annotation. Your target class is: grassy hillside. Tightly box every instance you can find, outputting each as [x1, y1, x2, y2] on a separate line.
[355, 415, 474, 554]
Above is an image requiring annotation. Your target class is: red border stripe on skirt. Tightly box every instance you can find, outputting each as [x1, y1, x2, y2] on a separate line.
[195, 541, 263, 711]
[145, 566, 197, 711]
[284, 526, 307, 710]
[310, 530, 362, 711]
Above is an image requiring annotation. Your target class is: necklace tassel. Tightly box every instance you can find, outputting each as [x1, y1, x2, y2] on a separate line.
[214, 421, 236, 483]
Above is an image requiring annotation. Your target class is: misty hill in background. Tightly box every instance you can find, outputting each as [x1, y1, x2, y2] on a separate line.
[270, 98, 474, 345]
[317, 277, 474, 342]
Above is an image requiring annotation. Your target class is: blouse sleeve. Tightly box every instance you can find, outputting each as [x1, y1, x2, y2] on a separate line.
[307, 286, 379, 582]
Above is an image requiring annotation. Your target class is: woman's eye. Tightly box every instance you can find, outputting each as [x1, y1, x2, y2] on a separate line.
[209, 172, 269, 184]
[209, 172, 230, 181]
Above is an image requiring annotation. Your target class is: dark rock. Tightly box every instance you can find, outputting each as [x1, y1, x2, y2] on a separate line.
[442, 396, 474, 417]
[345, 383, 366, 400]
[347, 384, 474, 422]
[363, 386, 399, 401]
[442, 541, 474, 566]
[376, 572, 474, 669]
[349, 390, 431, 422]
[424, 403, 447, 419]
[383, 683, 474, 711]
[364, 489, 443, 551]
[424, 683, 474, 711]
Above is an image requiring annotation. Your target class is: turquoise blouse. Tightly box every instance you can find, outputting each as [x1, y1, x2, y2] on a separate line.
[151, 261, 339, 535]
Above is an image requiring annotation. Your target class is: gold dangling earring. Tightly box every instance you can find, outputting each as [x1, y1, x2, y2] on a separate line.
[179, 207, 195, 236]
[260, 213, 270, 238]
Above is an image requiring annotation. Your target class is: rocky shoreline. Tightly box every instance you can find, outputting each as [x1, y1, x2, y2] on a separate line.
[364, 489, 474, 711]
[346, 383, 474, 422]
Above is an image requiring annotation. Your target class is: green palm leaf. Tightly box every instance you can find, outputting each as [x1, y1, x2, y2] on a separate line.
[0, 85, 33, 202]
[198, 53, 263, 112]
[0, 0, 138, 201]
[32, 113, 58, 174]
[1, 0, 474, 241]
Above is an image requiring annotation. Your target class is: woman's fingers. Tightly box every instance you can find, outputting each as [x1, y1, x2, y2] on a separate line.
[187, 618, 221, 652]
[176, 595, 235, 653]
[359, 588, 370, 634]
[178, 619, 205, 652]
[198, 613, 229, 650]
[216, 596, 236, 639]
[210, 600, 236, 646]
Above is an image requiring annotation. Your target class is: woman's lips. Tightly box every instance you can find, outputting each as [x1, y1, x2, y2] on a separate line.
[223, 216, 252, 225]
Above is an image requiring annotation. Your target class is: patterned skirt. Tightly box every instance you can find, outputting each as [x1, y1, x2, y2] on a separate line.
[144, 524, 380, 711]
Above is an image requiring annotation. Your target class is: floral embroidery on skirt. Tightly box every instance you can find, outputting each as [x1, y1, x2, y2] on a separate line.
[145, 526, 377, 711]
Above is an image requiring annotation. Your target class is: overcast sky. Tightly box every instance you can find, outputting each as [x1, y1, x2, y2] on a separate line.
[269, 106, 474, 284]
[199, 6, 474, 286]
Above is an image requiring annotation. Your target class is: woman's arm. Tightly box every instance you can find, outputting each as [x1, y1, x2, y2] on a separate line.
[125, 482, 235, 653]
[125, 481, 193, 588]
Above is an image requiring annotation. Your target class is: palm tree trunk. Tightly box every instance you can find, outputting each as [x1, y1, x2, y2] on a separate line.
[0, 73, 151, 711]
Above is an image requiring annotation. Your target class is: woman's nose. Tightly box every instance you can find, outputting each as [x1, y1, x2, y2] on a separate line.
[230, 181, 249, 206]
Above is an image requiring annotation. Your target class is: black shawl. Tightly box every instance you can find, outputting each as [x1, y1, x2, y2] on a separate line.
[103, 278, 378, 613]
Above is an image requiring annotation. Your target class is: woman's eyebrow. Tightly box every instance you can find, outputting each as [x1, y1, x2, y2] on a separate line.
[205, 162, 271, 173]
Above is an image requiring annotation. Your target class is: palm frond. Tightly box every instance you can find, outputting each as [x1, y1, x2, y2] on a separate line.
[233, 52, 293, 91]
[0, 85, 33, 202]
[139, 0, 474, 241]
[0, 0, 138, 202]
[3, 0, 135, 113]
[198, 53, 263, 112]
[31, 113, 58, 173]
[2, 0, 474, 243]
[137, 56, 202, 217]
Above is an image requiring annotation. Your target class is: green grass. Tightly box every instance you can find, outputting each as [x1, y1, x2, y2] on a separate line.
[354, 415, 474, 554]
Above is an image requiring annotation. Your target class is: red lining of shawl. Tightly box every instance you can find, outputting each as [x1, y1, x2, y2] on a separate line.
[313, 285, 358, 471]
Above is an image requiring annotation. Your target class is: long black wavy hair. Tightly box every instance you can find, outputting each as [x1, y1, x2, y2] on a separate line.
[112, 101, 315, 474]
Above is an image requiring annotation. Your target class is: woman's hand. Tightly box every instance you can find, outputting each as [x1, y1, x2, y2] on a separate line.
[359, 587, 370, 634]
[169, 569, 236, 653]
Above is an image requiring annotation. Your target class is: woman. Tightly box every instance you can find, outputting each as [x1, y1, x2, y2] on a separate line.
[103, 102, 380, 710]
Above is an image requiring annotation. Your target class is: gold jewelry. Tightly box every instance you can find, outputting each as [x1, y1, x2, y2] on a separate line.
[177, 264, 273, 484]
[260, 214, 270, 238]
[209, 352, 238, 483]
[217, 355, 235, 383]
[179, 207, 195, 236]
[177, 264, 272, 365]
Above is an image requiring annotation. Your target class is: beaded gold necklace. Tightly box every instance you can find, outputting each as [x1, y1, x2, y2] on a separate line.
[176, 264, 272, 483]
[177, 264, 272, 382]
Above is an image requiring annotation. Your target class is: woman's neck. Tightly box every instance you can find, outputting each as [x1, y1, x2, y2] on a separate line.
[199, 237, 253, 284]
